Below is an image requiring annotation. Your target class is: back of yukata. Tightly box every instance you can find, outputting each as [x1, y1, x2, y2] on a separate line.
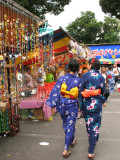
[46, 73, 80, 115]
[46, 73, 80, 150]
[79, 69, 105, 154]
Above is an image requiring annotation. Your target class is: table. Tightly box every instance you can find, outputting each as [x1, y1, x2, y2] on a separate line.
[20, 97, 56, 119]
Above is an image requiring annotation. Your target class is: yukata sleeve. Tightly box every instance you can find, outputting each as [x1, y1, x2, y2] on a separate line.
[100, 76, 105, 95]
[79, 74, 86, 111]
[100, 76, 106, 103]
[112, 73, 115, 85]
[46, 78, 62, 108]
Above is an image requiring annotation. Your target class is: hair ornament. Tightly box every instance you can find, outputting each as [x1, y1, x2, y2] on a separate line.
[91, 58, 95, 64]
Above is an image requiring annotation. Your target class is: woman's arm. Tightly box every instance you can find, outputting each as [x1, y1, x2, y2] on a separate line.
[79, 74, 86, 111]
[46, 78, 62, 108]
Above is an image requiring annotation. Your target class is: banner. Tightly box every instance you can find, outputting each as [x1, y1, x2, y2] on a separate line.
[89, 45, 120, 60]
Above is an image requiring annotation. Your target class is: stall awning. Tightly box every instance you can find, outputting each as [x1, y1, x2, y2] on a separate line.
[22, 28, 92, 66]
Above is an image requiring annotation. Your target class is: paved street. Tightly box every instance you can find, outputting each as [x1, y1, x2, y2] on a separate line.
[0, 87, 120, 160]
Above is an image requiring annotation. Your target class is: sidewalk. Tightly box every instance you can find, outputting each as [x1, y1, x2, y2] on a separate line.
[0, 87, 120, 160]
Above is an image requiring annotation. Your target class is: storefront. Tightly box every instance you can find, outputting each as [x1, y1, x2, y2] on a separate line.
[0, 0, 47, 136]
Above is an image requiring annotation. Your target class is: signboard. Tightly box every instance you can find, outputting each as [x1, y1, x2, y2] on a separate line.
[89, 44, 120, 60]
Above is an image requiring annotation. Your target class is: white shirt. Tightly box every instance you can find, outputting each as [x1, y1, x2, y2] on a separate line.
[101, 73, 107, 83]
[113, 67, 120, 76]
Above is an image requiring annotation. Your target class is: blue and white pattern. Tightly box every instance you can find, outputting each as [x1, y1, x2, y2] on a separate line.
[107, 70, 115, 95]
[79, 69, 105, 154]
[46, 73, 80, 150]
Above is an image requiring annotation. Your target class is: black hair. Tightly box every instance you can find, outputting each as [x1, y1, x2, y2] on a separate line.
[89, 58, 100, 70]
[83, 67, 88, 70]
[68, 59, 79, 73]
[109, 65, 113, 70]
[101, 65, 106, 68]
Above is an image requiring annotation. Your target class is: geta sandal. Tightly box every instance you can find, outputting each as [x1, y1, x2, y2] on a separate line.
[87, 153, 94, 159]
[63, 150, 71, 158]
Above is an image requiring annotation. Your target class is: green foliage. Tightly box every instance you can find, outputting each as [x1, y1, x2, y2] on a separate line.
[13, 0, 71, 18]
[101, 17, 120, 43]
[66, 11, 120, 44]
[99, 0, 120, 19]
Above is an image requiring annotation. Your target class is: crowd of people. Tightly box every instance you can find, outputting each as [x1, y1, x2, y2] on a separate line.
[46, 58, 120, 159]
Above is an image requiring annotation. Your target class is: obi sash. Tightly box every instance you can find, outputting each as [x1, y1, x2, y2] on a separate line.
[81, 89, 101, 98]
[60, 83, 79, 100]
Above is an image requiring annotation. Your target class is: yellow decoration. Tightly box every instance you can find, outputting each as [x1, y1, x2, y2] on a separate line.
[71, 49, 77, 54]
[21, 24, 24, 28]
[60, 83, 78, 99]
[4, 14, 7, 20]
[112, 55, 116, 59]
[0, 55, 3, 60]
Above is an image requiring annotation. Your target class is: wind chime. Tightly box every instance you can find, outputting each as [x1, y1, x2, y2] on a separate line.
[0, 0, 44, 136]
[0, 2, 10, 135]
[38, 22, 55, 70]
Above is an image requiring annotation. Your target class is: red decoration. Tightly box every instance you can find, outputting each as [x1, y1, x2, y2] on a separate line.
[108, 75, 112, 79]
[91, 58, 95, 64]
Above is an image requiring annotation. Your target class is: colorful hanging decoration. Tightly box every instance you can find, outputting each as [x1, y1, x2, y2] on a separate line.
[0, 0, 43, 136]
[38, 22, 55, 70]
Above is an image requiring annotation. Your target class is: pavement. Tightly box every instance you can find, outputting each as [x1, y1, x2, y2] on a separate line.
[0, 87, 120, 160]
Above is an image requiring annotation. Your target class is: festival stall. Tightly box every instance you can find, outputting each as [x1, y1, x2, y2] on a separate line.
[53, 28, 93, 75]
[22, 27, 94, 79]
[0, 0, 49, 136]
[88, 44, 120, 65]
[17, 27, 94, 121]
[18, 22, 56, 121]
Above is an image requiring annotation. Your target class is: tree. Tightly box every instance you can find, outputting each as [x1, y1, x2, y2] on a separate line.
[13, 0, 71, 18]
[66, 11, 120, 44]
[99, 0, 120, 19]
[101, 17, 120, 43]
[66, 11, 103, 44]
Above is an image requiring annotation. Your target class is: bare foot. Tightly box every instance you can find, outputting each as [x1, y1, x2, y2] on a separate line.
[63, 150, 71, 158]
[88, 153, 94, 159]
[70, 138, 77, 147]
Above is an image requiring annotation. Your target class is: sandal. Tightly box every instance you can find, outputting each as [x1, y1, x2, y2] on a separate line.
[63, 150, 71, 158]
[70, 138, 77, 147]
[87, 153, 94, 159]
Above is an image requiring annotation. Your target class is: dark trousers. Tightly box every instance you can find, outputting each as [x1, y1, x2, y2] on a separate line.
[104, 83, 109, 101]
[115, 76, 119, 85]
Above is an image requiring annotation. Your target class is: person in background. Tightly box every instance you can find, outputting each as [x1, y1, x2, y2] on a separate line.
[80, 67, 88, 77]
[79, 58, 105, 159]
[23, 67, 37, 88]
[107, 66, 115, 96]
[23, 67, 37, 97]
[46, 59, 80, 158]
[101, 65, 109, 106]
[113, 63, 120, 85]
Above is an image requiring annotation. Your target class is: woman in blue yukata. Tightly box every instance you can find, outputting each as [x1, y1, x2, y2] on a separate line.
[79, 58, 105, 159]
[107, 66, 115, 96]
[46, 59, 80, 157]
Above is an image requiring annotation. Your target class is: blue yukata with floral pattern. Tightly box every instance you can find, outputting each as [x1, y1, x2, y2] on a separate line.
[46, 73, 80, 150]
[107, 70, 115, 95]
[79, 69, 105, 154]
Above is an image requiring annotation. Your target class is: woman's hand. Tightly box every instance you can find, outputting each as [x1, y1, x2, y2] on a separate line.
[80, 111, 84, 118]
